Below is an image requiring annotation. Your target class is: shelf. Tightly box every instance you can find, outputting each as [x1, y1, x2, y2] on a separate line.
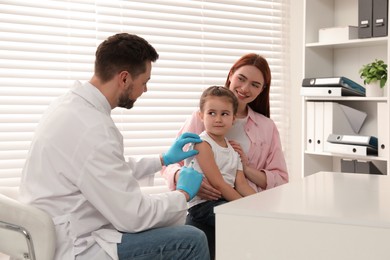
[306, 37, 388, 49]
[304, 151, 387, 162]
[303, 0, 389, 177]
[304, 96, 388, 102]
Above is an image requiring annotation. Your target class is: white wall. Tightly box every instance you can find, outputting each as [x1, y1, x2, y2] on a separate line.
[288, 0, 304, 182]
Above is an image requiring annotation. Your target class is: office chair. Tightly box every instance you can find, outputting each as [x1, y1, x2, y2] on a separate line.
[0, 175, 170, 259]
[0, 193, 56, 260]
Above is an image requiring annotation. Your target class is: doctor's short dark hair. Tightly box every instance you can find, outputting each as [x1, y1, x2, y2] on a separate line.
[94, 33, 159, 83]
[199, 86, 238, 115]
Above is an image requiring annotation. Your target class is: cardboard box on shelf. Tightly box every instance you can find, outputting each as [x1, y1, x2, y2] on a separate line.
[319, 26, 359, 43]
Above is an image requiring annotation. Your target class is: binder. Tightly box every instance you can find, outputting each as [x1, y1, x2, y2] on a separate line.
[314, 102, 324, 152]
[373, 0, 388, 37]
[306, 102, 368, 154]
[355, 160, 383, 174]
[327, 134, 378, 149]
[326, 143, 378, 156]
[300, 87, 364, 97]
[306, 102, 315, 152]
[377, 103, 389, 157]
[341, 159, 383, 174]
[341, 159, 356, 173]
[302, 76, 366, 95]
[359, 0, 373, 38]
[323, 102, 366, 152]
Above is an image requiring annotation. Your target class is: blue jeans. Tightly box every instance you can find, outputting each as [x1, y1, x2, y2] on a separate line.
[117, 225, 210, 260]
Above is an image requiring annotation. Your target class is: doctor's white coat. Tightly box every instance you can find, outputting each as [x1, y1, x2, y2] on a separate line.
[19, 81, 187, 260]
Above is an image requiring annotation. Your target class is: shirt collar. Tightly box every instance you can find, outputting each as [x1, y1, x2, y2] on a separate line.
[247, 106, 258, 126]
[71, 80, 112, 116]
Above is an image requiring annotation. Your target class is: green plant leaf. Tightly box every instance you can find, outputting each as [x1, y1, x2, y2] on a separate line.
[359, 59, 387, 88]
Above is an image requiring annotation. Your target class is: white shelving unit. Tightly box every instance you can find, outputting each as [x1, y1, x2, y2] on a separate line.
[302, 0, 389, 177]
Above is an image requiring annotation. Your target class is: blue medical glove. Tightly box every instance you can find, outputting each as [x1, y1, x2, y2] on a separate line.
[176, 166, 203, 200]
[162, 132, 202, 166]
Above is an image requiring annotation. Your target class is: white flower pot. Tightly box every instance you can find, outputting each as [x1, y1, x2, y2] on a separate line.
[365, 81, 384, 97]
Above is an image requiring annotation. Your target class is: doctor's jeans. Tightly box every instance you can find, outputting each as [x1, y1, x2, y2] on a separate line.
[117, 225, 210, 260]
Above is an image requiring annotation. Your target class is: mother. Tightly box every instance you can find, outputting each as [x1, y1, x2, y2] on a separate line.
[161, 53, 289, 259]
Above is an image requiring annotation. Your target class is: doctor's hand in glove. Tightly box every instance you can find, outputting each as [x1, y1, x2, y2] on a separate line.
[162, 132, 202, 166]
[176, 166, 203, 201]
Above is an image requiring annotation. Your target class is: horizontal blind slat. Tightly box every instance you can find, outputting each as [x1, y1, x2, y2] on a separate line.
[0, 0, 289, 183]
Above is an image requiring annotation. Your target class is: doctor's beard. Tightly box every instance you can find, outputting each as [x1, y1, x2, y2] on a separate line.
[118, 84, 136, 109]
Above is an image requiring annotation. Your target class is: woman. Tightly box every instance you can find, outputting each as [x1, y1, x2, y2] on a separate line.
[161, 53, 289, 259]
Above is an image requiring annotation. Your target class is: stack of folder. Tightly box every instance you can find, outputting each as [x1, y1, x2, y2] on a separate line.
[327, 134, 378, 156]
[300, 76, 366, 97]
[305, 100, 382, 157]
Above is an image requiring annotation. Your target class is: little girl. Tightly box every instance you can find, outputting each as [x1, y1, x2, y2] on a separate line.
[185, 86, 256, 226]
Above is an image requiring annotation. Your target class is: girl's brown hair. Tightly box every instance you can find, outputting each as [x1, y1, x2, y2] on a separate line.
[199, 86, 238, 115]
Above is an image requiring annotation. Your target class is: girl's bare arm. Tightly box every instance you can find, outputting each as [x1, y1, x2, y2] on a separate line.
[234, 170, 256, 196]
[195, 141, 242, 201]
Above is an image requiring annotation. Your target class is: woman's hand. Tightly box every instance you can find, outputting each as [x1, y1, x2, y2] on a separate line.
[229, 140, 249, 167]
[229, 140, 267, 190]
[197, 178, 222, 201]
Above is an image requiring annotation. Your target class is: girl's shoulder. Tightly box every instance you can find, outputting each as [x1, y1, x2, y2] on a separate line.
[199, 132, 216, 147]
[199, 131, 210, 141]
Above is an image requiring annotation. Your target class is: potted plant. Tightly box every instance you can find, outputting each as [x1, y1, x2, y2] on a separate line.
[359, 59, 387, 97]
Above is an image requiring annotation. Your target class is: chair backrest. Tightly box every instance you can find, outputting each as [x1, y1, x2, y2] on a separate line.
[0, 193, 56, 260]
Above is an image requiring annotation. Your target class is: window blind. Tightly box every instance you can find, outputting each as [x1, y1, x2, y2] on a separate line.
[0, 0, 290, 187]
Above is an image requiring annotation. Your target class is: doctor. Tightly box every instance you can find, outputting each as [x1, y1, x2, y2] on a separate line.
[19, 33, 209, 260]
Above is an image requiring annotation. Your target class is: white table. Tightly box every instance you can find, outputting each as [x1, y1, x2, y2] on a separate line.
[215, 171, 390, 260]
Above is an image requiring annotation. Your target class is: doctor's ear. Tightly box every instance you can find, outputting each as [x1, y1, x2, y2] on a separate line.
[119, 71, 130, 85]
